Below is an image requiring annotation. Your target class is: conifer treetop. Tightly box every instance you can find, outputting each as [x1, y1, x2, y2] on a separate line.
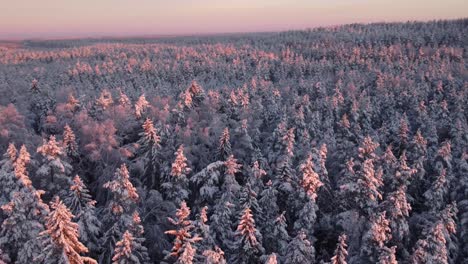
[171, 145, 191, 177]
[112, 230, 134, 263]
[142, 118, 161, 146]
[236, 207, 259, 247]
[135, 94, 149, 119]
[165, 201, 202, 258]
[103, 164, 139, 215]
[37, 135, 64, 160]
[299, 154, 323, 201]
[5, 142, 17, 163]
[225, 155, 241, 176]
[14, 145, 32, 188]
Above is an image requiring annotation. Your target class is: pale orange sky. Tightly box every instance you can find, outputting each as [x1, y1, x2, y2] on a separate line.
[0, 0, 467, 39]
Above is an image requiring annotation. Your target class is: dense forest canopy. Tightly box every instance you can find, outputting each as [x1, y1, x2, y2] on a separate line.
[0, 19, 467, 263]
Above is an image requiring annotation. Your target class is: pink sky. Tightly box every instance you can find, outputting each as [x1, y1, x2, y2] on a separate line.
[1, 0, 467, 39]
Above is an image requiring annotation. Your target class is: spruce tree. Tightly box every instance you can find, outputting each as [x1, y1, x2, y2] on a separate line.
[0, 145, 48, 263]
[210, 199, 235, 252]
[186, 80, 206, 107]
[380, 185, 411, 254]
[164, 201, 201, 263]
[112, 230, 150, 264]
[239, 183, 262, 224]
[190, 161, 224, 205]
[127, 212, 150, 263]
[193, 206, 215, 254]
[299, 154, 323, 202]
[294, 154, 322, 238]
[0, 189, 48, 263]
[231, 207, 264, 263]
[100, 164, 139, 263]
[103, 163, 139, 216]
[0, 143, 18, 206]
[218, 128, 232, 161]
[163, 145, 191, 204]
[38, 196, 96, 264]
[64, 175, 102, 254]
[14, 145, 33, 189]
[137, 118, 161, 188]
[134, 94, 150, 119]
[63, 124, 79, 159]
[221, 154, 242, 201]
[340, 136, 383, 215]
[248, 160, 267, 193]
[360, 212, 392, 263]
[411, 222, 451, 264]
[36, 135, 73, 195]
[423, 168, 448, 211]
[270, 212, 290, 256]
[457, 152, 468, 262]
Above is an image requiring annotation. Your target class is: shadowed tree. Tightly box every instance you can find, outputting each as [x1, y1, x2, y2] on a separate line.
[137, 118, 162, 188]
[0, 143, 18, 206]
[284, 230, 315, 264]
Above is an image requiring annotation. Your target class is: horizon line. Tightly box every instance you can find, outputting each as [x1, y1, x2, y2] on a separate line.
[1, 17, 466, 42]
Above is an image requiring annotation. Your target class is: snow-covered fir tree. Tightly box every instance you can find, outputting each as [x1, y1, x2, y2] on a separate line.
[137, 118, 162, 188]
[340, 136, 383, 215]
[218, 128, 232, 161]
[164, 201, 202, 263]
[100, 164, 139, 263]
[360, 212, 392, 263]
[193, 206, 215, 254]
[231, 207, 264, 263]
[36, 135, 73, 195]
[163, 145, 191, 204]
[135, 94, 150, 119]
[63, 124, 79, 159]
[0, 188, 49, 263]
[38, 196, 97, 264]
[0, 143, 18, 206]
[112, 229, 150, 264]
[190, 161, 224, 205]
[64, 175, 102, 254]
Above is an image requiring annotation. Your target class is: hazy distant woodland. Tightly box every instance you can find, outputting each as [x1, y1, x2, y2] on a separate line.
[0, 19, 467, 263]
